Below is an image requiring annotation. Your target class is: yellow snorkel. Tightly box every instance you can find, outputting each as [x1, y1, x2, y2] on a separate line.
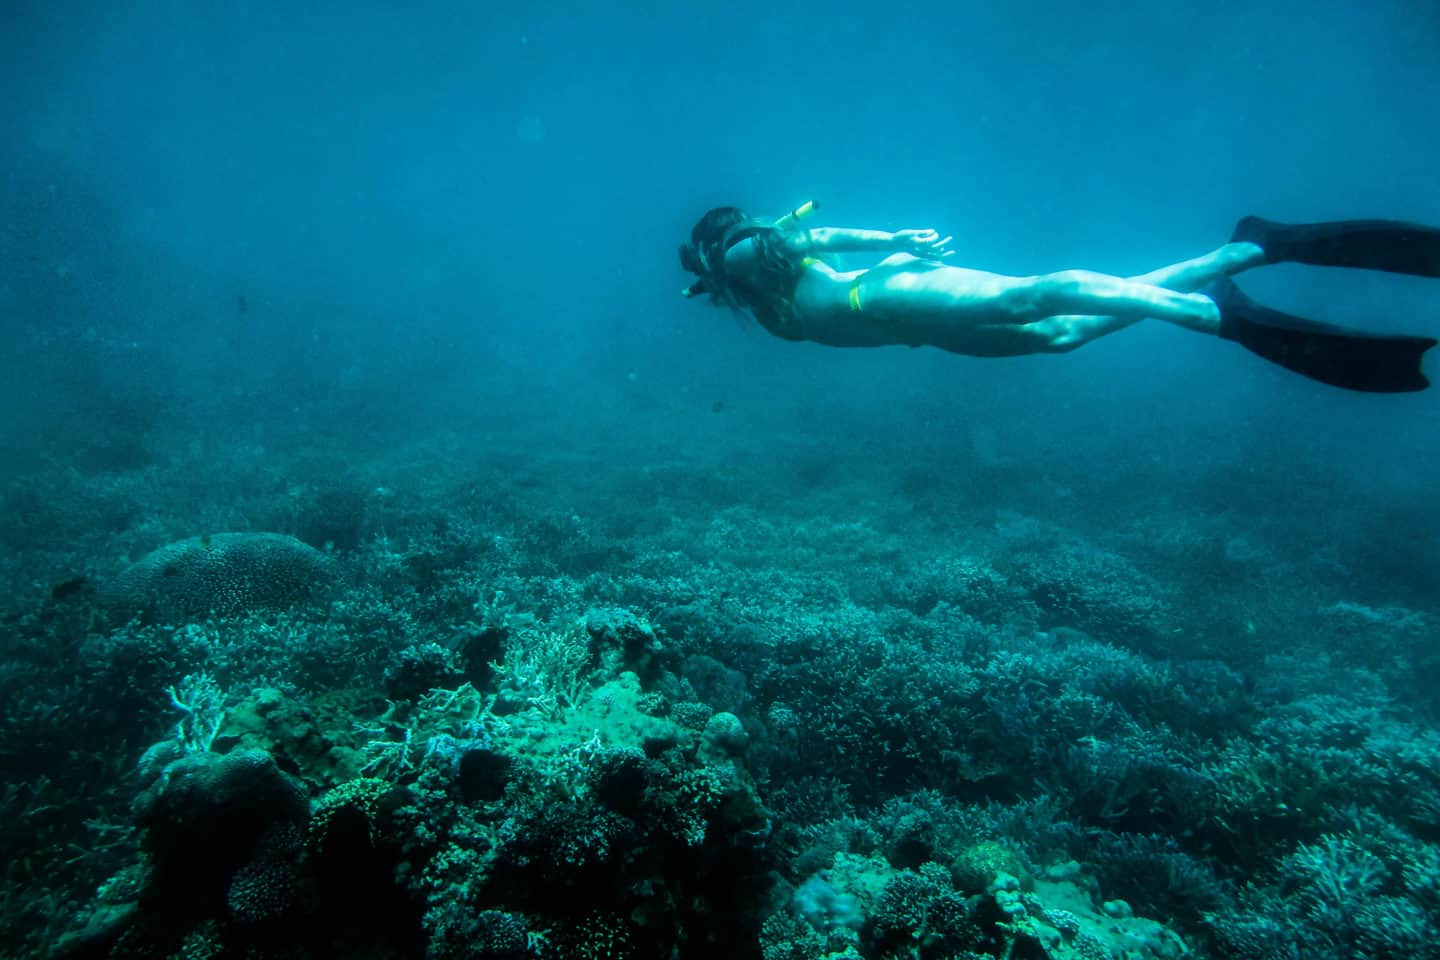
[773, 199, 819, 231]
[682, 200, 820, 297]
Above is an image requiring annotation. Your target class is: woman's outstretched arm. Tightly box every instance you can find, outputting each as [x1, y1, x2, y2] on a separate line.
[793, 227, 953, 258]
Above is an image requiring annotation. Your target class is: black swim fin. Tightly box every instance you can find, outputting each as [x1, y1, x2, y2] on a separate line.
[1211, 278, 1436, 392]
[1232, 216, 1440, 277]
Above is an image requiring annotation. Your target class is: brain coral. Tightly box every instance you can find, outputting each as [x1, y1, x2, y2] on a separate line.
[106, 532, 334, 622]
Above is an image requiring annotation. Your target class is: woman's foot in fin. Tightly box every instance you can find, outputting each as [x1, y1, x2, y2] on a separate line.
[1232, 216, 1440, 277]
[1211, 277, 1436, 392]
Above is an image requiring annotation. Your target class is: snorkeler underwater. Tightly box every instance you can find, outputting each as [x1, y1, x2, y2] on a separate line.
[680, 201, 1439, 392]
[3, 3, 1439, 960]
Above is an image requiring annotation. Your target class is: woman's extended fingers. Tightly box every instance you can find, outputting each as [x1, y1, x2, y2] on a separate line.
[920, 231, 954, 256]
[899, 228, 955, 257]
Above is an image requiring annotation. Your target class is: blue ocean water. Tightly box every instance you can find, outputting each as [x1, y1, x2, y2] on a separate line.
[2, 2, 1438, 958]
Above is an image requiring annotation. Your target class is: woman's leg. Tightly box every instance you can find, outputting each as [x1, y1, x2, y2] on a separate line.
[1026, 242, 1266, 351]
[860, 244, 1265, 354]
[1131, 241, 1266, 292]
[1004, 269, 1220, 331]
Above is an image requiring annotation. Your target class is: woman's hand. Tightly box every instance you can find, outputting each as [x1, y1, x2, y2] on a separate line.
[895, 228, 953, 259]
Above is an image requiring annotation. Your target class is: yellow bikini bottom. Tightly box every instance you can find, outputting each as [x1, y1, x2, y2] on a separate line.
[846, 259, 949, 316]
[799, 256, 867, 314]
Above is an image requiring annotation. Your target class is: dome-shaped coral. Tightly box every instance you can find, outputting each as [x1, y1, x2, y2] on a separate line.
[105, 532, 335, 622]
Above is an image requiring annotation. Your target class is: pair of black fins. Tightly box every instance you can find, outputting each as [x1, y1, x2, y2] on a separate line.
[1213, 217, 1439, 392]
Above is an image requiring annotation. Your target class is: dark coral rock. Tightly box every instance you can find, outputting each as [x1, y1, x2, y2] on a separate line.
[884, 808, 937, 870]
[587, 745, 656, 818]
[134, 748, 308, 895]
[384, 642, 465, 700]
[585, 606, 666, 679]
[226, 822, 303, 925]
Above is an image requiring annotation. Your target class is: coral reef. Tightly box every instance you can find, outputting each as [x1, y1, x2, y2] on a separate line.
[3, 422, 1437, 960]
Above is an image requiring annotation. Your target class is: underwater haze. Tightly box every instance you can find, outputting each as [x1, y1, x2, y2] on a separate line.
[3, 2, 1439, 958]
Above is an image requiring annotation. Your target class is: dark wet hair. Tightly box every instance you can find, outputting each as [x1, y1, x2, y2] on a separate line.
[679, 206, 806, 337]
